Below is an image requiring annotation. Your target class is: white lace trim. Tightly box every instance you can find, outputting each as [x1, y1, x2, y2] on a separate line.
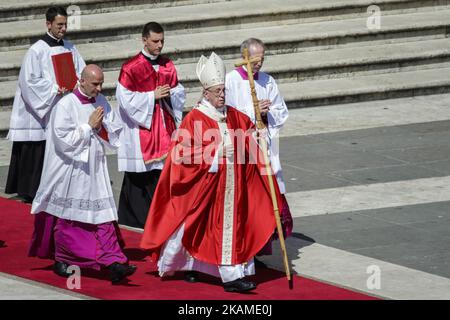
[34, 192, 115, 212]
[219, 120, 235, 265]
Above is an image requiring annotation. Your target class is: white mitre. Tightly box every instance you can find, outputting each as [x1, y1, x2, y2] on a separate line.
[196, 52, 226, 89]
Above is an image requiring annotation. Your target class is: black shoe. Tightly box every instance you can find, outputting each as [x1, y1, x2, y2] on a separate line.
[254, 258, 268, 269]
[184, 271, 199, 283]
[223, 278, 257, 293]
[21, 195, 33, 204]
[10, 194, 32, 204]
[108, 262, 137, 284]
[53, 261, 71, 278]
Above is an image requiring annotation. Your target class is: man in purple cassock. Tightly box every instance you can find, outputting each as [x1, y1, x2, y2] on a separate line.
[28, 64, 137, 284]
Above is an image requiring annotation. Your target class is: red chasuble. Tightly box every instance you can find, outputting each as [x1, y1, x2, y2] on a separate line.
[140, 107, 281, 265]
[118, 53, 178, 163]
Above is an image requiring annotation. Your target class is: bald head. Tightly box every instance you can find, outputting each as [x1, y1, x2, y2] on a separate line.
[81, 64, 103, 80]
[240, 38, 265, 73]
[79, 64, 104, 97]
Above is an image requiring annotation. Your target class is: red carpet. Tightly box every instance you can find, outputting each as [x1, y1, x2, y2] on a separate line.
[0, 196, 378, 300]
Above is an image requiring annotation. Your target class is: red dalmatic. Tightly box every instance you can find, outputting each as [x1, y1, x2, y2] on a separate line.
[118, 53, 178, 163]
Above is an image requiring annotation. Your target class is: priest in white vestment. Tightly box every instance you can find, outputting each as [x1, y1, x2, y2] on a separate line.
[225, 38, 289, 194]
[28, 65, 137, 285]
[225, 38, 293, 259]
[5, 6, 85, 203]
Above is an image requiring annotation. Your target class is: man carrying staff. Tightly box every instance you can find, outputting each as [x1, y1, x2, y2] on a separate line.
[225, 38, 292, 262]
[116, 21, 185, 229]
[29, 65, 137, 285]
[140, 52, 284, 293]
[5, 6, 85, 203]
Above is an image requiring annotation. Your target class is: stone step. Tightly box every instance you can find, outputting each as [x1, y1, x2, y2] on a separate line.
[1, 7, 450, 80]
[182, 66, 450, 108]
[2, 38, 450, 108]
[0, 0, 232, 23]
[1, 0, 448, 51]
[278, 66, 450, 108]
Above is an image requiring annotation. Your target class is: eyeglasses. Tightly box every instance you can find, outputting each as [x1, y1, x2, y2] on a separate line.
[207, 88, 225, 97]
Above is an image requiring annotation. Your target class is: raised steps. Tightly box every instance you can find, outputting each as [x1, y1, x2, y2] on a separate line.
[0, 0, 449, 132]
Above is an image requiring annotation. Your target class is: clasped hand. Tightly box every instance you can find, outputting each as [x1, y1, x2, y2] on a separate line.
[155, 85, 171, 100]
[88, 107, 104, 130]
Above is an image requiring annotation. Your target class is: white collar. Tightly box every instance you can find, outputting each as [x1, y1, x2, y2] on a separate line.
[202, 98, 225, 113]
[195, 98, 227, 122]
[141, 49, 159, 60]
[47, 31, 63, 42]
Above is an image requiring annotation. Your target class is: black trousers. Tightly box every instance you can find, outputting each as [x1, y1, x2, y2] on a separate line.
[5, 141, 46, 201]
[117, 170, 162, 229]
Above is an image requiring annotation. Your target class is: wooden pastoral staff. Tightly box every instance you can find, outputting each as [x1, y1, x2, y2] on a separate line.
[235, 48, 292, 285]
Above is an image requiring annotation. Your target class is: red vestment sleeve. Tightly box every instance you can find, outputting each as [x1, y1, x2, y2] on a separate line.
[97, 125, 109, 142]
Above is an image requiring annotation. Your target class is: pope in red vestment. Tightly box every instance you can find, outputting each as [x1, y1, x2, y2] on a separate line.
[140, 105, 282, 265]
[140, 52, 284, 292]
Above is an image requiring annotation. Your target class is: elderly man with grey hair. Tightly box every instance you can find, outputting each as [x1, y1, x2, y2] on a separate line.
[225, 38, 293, 264]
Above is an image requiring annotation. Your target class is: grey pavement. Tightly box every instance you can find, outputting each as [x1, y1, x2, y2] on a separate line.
[0, 272, 92, 300]
[276, 119, 450, 280]
[292, 202, 450, 279]
[281, 120, 450, 192]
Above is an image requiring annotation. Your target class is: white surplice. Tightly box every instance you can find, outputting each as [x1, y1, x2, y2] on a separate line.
[7, 36, 85, 142]
[116, 50, 186, 172]
[225, 68, 289, 193]
[31, 92, 123, 225]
